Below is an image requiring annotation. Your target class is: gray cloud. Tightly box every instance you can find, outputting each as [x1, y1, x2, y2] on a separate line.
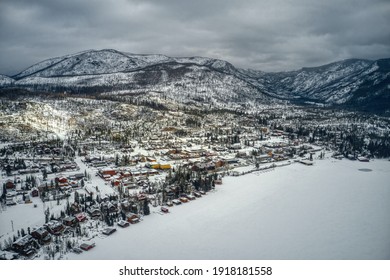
[0, 0, 389, 75]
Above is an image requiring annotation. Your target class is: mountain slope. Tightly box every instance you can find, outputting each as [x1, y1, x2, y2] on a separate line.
[1, 49, 389, 113]
[240, 59, 389, 104]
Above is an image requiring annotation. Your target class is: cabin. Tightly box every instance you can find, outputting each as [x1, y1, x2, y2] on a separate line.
[63, 216, 78, 227]
[101, 201, 118, 214]
[0, 250, 19, 260]
[214, 179, 223, 185]
[75, 212, 87, 223]
[146, 162, 160, 169]
[87, 205, 101, 219]
[12, 235, 38, 257]
[31, 227, 51, 245]
[146, 157, 157, 162]
[69, 173, 85, 180]
[193, 191, 202, 198]
[117, 220, 130, 228]
[102, 227, 116, 236]
[70, 202, 81, 214]
[172, 199, 181, 205]
[31, 188, 39, 197]
[126, 213, 140, 224]
[159, 163, 171, 170]
[24, 194, 32, 204]
[187, 194, 196, 200]
[56, 176, 68, 184]
[299, 160, 314, 166]
[357, 156, 369, 162]
[45, 220, 65, 235]
[5, 179, 16, 190]
[6, 194, 16, 206]
[80, 243, 95, 251]
[100, 168, 117, 177]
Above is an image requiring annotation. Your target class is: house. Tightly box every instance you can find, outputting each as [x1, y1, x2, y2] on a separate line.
[69, 181, 79, 188]
[193, 191, 202, 198]
[126, 213, 140, 224]
[146, 162, 160, 169]
[12, 235, 38, 257]
[100, 168, 117, 177]
[357, 156, 369, 162]
[63, 216, 78, 227]
[70, 173, 85, 180]
[87, 205, 101, 219]
[117, 220, 130, 228]
[214, 159, 225, 168]
[6, 194, 16, 206]
[5, 179, 16, 190]
[80, 242, 95, 251]
[24, 194, 32, 204]
[31, 188, 39, 197]
[165, 201, 174, 207]
[101, 201, 118, 214]
[45, 220, 65, 235]
[0, 250, 19, 260]
[31, 227, 51, 245]
[56, 176, 68, 184]
[120, 199, 131, 212]
[187, 194, 196, 200]
[70, 202, 81, 214]
[214, 179, 222, 185]
[159, 163, 171, 170]
[172, 199, 182, 205]
[75, 212, 87, 223]
[299, 160, 314, 166]
[102, 227, 116, 236]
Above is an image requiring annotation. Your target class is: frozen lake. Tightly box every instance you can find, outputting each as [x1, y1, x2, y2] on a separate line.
[69, 158, 390, 260]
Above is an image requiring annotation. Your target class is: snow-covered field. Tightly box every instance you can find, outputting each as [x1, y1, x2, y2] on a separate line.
[65, 158, 390, 260]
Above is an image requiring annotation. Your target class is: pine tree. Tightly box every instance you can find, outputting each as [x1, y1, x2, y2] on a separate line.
[43, 169, 48, 181]
[1, 184, 6, 199]
[143, 199, 150, 216]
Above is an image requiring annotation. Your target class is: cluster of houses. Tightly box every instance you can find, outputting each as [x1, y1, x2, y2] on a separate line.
[1, 195, 144, 259]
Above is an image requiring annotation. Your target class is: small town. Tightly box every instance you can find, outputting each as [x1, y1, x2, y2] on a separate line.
[0, 95, 388, 260]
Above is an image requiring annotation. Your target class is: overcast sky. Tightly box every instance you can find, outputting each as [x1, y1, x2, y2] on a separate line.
[1, 0, 389, 75]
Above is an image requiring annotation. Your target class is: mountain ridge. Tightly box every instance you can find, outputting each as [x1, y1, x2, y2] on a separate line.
[1, 49, 389, 113]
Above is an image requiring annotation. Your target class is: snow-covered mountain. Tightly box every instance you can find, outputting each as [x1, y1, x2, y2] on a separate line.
[240, 58, 390, 110]
[1, 49, 389, 112]
[0, 74, 15, 86]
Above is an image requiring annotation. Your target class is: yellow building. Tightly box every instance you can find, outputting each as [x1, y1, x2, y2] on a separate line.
[159, 163, 171, 170]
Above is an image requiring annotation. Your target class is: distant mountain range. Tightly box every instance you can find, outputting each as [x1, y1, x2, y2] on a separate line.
[1, 49, 389, 113]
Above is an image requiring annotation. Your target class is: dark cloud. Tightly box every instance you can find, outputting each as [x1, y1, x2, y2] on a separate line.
[0, 0, 389, 75]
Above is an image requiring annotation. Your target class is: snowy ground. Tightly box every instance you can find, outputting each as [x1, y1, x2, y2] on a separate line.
[64, 158, 390, 260]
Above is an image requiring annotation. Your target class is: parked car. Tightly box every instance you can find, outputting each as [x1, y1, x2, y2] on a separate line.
[179, 197, 189, 203]
[161, 206, 169, 213]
